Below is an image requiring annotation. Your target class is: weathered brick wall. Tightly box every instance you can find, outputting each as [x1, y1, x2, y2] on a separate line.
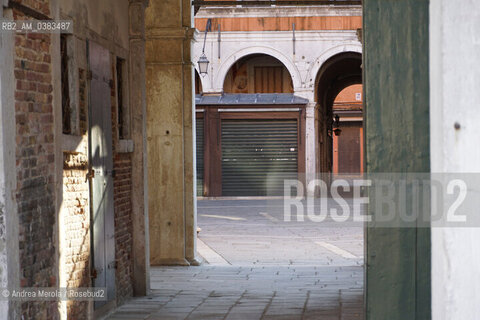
[10, 0, 137, 317]
[11, 0, 50, 16]
[110, 60, 134, 305]
[62, 152, 90, 319]
[113, 153, 133, 304]
[13, 4, 57, 318]
[61, 59, 90, 317]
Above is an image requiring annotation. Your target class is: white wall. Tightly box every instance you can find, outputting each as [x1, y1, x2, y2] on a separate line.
[193, 30, 361, 100]
[430, 1, 480, 319]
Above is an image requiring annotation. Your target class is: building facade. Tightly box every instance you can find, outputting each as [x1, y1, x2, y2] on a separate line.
[1, 0, 479, 319]
[0, 0, 149, 318]
[193, 4, 363, 196]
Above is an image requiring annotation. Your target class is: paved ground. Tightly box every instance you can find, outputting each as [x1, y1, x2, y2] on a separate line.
[197, 200, 363, 266]
[106, 199, 364, 320]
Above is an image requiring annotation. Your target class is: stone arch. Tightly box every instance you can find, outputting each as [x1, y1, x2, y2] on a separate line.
[314, 50, 362, 174]
[306, 42, 362, 90]
[215, 46, 302, 91]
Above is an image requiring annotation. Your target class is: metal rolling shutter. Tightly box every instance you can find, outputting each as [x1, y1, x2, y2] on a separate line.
[196, 117, 204, 196]
[221, 119, 298, 196]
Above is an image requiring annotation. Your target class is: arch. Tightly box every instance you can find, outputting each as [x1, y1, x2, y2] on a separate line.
[314, 50, 362, 174]
[215, 46, 302, 91]
[315, 51, 362, 109]
[306, 42, 362, 89]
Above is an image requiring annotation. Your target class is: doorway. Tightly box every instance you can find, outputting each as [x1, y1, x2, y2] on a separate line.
[88, 41, 116, 308]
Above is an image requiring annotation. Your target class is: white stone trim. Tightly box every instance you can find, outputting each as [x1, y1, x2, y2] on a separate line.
[196, 6, 362, 18]
[306, 42, 362, 88]
[214, 45, 303, 91]
[206, 30, 359, 42]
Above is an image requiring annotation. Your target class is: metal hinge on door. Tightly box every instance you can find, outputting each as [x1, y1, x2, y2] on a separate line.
[91, 267, 104, 279]
[85, 169, 95, 182]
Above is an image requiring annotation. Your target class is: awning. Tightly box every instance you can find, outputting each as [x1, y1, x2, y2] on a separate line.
[195, 93, 309, 105]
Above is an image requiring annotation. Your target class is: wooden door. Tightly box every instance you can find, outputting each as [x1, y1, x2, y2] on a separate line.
[88, 41, 116, 308]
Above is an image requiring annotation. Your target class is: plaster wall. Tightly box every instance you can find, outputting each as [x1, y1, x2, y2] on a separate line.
[0, 3, 20, 319]
[60, 0, 129, 50]
[430, 1, 480, 318]
[194, 30, 361, 99]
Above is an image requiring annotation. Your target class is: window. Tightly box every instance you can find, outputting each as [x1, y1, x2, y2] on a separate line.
[116, 57, 129, 139]
[61, 34, 71, 134]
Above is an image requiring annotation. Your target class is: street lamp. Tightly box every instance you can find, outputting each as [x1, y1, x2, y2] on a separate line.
[333, 114, 342, 136]
[197, 19, 212, 77]
[198, 53, 209, 76]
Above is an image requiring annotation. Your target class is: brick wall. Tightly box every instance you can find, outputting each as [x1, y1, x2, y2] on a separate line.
[13, 5, 57, 319]
[111, 59, 134, 304]
[113, 153, 133, 304]
[11, 0, 51, 17]
[62, 151, 90, 319]
[10, 0, 137, 317]
[60, 57, 90, 317]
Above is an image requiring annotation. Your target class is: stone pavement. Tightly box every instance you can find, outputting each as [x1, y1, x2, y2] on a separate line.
[196, 199, 363, 267]
[105, 200, 364, 320]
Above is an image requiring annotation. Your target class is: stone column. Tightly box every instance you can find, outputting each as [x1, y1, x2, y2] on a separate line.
[129, 0, 151, 294]
[305, 102, 317, 194]
[145, 0, 198, 266]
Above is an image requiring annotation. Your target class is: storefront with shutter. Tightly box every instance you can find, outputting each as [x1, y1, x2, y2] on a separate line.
[196, 93, 307, 197]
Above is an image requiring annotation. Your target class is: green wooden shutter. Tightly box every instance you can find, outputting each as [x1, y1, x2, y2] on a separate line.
[196, 117, 204, 196]
[221, 119, 298, 196]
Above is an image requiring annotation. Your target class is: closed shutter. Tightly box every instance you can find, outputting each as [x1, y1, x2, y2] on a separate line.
[221, 119, 298, 196]
[196, 117, 204, 196]
[337, 123, 361, 173]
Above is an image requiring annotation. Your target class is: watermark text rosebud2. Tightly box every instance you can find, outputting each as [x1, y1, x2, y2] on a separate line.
[283, 179, 371, 223]
[276, 174, 479, 228]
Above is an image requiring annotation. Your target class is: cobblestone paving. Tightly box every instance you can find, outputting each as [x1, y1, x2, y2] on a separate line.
[106, 200, 364, 320]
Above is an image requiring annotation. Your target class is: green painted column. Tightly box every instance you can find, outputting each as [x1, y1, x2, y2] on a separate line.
[363, 1, 431, 319]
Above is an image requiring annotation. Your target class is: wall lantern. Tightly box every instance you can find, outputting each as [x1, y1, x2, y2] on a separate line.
[198, 53, 209, 76]
[332, 114, 342, 136]
[198, 18, 212, 77]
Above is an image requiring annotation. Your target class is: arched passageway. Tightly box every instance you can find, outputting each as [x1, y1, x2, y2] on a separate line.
[315, 52, 362, 173]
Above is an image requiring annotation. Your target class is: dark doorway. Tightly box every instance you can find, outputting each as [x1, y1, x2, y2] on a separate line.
[315, 52, 362, 173]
